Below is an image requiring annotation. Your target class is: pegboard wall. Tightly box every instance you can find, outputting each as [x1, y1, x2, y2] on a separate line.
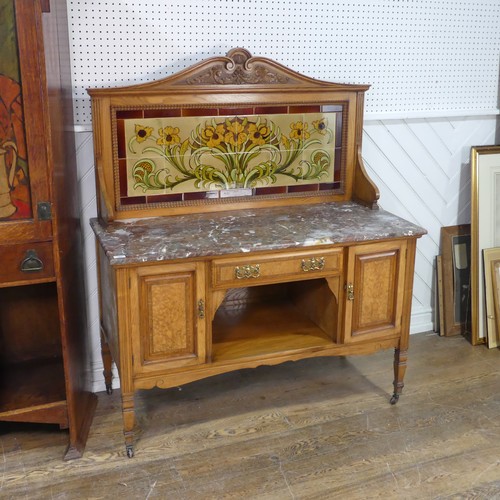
[67, 0, 500, 128]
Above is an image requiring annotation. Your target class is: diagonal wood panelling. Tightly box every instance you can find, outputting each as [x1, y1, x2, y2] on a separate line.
[363, 115, 499, 334]
[75, 115, 499, 391]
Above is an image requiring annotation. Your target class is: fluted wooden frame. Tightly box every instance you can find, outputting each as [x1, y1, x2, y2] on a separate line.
[492, 259, 500, 347]
[483, 248, 500, 348]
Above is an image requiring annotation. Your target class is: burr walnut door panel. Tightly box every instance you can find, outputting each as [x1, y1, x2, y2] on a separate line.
[130, 262, 206, 375]
[343, 240, 407, 342]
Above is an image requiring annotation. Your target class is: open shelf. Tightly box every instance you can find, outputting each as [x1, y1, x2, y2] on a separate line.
[0, 283, 67, 426]
[212, 280, 338, 362]
[0, 358, 66, 417]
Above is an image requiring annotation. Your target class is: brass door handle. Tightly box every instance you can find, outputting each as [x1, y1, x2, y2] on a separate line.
[20, 249, 44, 273]
[346, 283, 354, 301]
[301, 257, 325, 272]
[234, 264, 260, 279]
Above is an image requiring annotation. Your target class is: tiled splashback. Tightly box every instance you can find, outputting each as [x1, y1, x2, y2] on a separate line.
[115, 105, 343, 207]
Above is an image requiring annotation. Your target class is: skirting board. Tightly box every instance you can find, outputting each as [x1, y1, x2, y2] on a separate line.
[409, 306, 433, 335]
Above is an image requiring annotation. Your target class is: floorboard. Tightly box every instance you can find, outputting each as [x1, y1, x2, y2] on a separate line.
[1, 332, 499, 499]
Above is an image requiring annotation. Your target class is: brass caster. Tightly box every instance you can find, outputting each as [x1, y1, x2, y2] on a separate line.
[126, 445, 134, 458]
[390, 394, 400, 405]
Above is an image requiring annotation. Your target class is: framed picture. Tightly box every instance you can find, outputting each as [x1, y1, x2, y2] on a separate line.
[470, 146, 500, 345]
[436, 255, 445, 335]
[440, 225, 471, 336]
[483, 248, 500, 348]
[492, 259, 500, 345]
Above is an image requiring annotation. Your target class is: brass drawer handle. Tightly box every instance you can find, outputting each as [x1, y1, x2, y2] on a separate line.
[301, 257, 325, 272]
[234, 264, 260, 279]
[20, 249, 44, 273]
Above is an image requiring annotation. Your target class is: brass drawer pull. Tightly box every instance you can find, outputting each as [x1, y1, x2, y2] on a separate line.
[301, 257, 325, 272]
[235, 264, 260, 279]
[20, 249, 44, 273]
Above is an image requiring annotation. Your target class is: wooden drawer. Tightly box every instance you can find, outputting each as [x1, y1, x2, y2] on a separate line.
[0, 242, 55, 286]
[212, 248, 342, 288]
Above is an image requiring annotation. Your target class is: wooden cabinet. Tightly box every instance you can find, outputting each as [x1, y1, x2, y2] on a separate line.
[0, 0, 96, 459]
[89, 49, 426, 457]
[96, 235, 421, 458]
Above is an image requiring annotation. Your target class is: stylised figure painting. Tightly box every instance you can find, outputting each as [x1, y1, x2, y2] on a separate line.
[0, 0, 32, 220]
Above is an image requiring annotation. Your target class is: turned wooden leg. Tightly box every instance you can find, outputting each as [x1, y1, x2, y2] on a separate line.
[121, 391, 136, 458]
[390, 348, 408, 405]
[100, 329, 113, 395]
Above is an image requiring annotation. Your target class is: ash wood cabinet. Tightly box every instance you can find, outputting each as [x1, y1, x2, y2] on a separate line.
[0, 0, 96, 459]
[89, 48, 426, 457]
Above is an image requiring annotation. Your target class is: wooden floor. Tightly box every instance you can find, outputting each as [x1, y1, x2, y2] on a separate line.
[1, 332, 500, 499]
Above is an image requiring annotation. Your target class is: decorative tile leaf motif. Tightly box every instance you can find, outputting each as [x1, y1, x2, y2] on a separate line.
[125, 113, 335, 196]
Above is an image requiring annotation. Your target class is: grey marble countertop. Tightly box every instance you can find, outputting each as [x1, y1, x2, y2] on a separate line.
[91, 201, 426, 266]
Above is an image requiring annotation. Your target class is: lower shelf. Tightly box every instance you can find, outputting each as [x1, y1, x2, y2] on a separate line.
[0, 357, 68, 426]
[212, 300, 334, 362]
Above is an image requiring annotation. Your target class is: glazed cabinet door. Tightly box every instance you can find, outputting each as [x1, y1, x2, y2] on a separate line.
[129, 262, 207, 376]
[343, 240, 407, 342]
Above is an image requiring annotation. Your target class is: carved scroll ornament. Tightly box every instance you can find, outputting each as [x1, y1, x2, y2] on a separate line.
[181, 48, 292, 85]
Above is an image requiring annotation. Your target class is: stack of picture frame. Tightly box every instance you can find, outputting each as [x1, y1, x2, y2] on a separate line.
[438, 146, 500, 348]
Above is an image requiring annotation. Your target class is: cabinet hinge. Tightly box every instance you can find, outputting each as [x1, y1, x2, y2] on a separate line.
[197, 299, 205, 319]
[345, 283, 354, 301]
[40, 0, 51, 13]
[37, 202, 52, 221]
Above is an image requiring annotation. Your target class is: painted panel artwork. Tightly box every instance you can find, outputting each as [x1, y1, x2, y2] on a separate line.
[0, 0, 32, 220]
[122, 111, 336, 201]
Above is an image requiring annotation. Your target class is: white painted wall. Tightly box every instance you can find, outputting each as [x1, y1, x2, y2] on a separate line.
[66, 1, 500, 391]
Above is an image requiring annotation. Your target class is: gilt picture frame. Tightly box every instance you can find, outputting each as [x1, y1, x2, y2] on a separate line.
[470, 145, 500, 345]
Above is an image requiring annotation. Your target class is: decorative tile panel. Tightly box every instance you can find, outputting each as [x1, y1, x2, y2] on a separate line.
[119, 111, 337, 203]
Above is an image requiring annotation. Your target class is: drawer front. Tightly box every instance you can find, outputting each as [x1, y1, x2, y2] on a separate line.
[212, 248, 342, 288]
[0, 242, 55, 285]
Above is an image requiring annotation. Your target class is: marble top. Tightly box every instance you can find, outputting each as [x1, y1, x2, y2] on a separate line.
[91, 201, 426, 266]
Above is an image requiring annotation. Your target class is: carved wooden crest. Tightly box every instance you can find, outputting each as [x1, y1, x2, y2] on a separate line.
[181, 48, 291, 85]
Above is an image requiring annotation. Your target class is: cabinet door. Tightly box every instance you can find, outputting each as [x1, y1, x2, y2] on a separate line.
[0, 1, 52, 242]
[130, 262, 206, 374]
[343, 240, 407, 342]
